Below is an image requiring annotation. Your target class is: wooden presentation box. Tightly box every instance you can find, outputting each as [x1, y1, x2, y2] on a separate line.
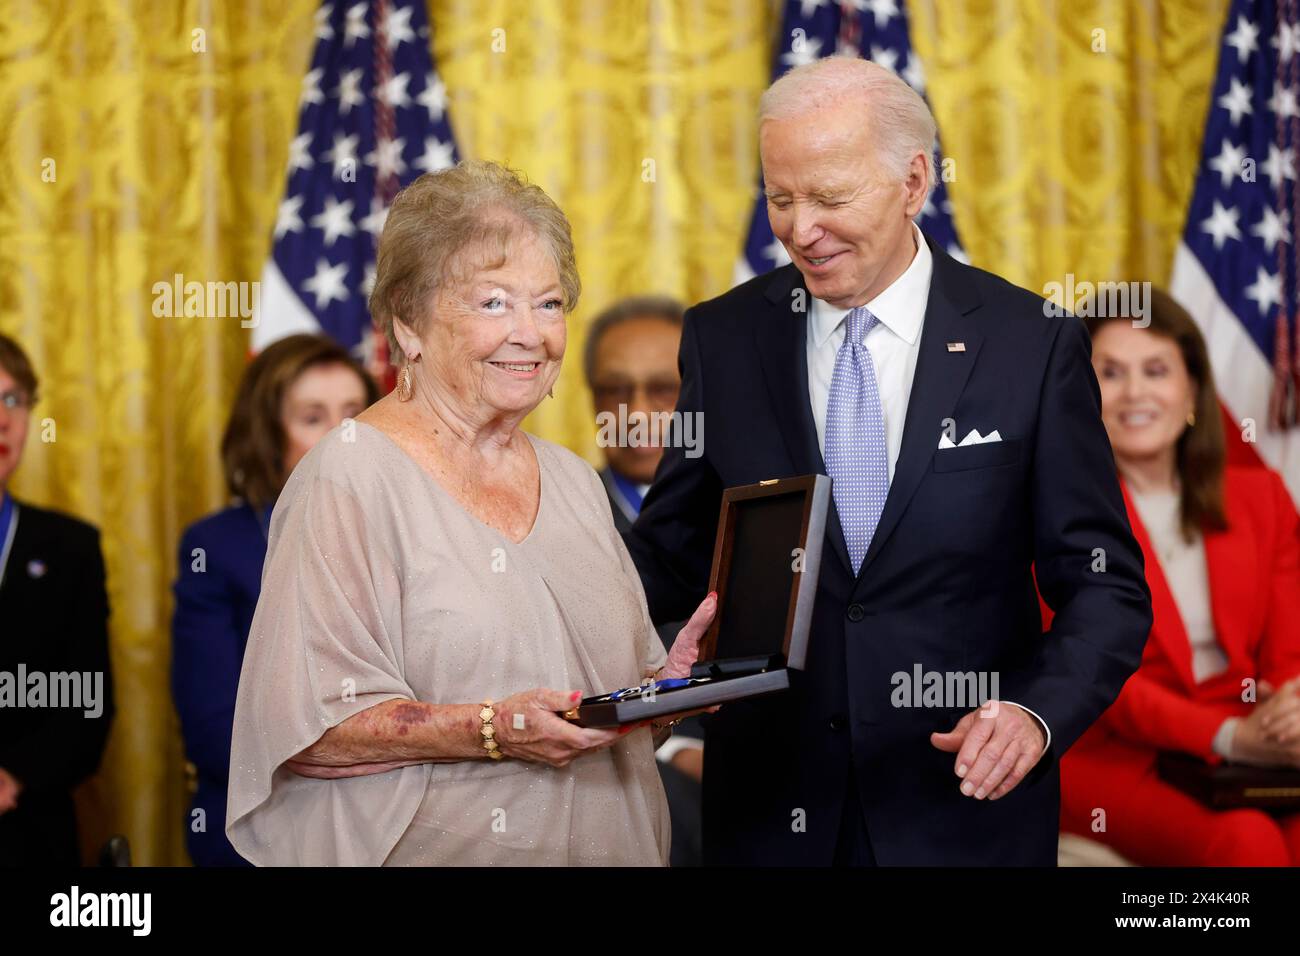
[567, 474, 830, 728]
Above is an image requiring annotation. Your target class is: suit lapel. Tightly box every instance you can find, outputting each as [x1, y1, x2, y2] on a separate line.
[1122, 483, 1198, 690]
[0, 498, 20, 595]
[1201, 522, 1251, 676]
[599, 468, 636, 535]
[855, 239, 984, 581]
[757, 266, 852, 575]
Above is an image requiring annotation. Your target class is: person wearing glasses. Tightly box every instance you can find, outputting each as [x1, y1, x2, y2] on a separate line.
[585, 297, 685, 530]
[0, 333, 114, 866]
[583, 296, 705, 866]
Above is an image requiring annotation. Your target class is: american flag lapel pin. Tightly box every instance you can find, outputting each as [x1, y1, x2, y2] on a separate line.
[947, 342, 966, 352]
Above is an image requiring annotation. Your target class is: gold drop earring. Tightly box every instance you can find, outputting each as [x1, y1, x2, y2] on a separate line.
[397, 356, 418, 402]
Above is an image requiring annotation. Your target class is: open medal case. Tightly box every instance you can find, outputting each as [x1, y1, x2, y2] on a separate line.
[564, 474, 830, 728]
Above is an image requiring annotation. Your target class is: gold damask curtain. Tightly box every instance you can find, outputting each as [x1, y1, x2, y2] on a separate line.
[909, 0, 1227, 289]
[0, 0, 1227, 865]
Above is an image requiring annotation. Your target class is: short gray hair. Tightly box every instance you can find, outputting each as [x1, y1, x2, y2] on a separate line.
[760, 56, 937, 196]
[582, 295, 684, 385]
[369, 160, 581, 363]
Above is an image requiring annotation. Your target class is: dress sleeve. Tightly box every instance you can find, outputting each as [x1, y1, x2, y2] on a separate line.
[225, 468, 430, 866]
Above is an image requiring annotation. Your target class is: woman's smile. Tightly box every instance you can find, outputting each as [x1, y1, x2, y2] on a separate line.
[487, 359, 543, 378]
[1116, 408, 1161, 429]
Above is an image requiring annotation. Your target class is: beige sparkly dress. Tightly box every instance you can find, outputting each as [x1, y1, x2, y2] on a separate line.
[226, 421, 669, 866]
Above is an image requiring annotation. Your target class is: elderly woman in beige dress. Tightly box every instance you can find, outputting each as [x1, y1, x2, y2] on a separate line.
[226, 160, 715, 866]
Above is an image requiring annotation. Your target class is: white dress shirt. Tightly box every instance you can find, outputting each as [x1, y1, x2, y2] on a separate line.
[805, 222, 1052, 755]
[807, 222, 932, 480]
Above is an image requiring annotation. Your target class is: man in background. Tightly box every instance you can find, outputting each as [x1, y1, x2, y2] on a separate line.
[584, 295, 702, 866]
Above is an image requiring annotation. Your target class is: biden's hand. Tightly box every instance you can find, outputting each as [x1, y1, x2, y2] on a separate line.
[930, 701, 1046, 801]
[661, 591, 718, 680]
[650, 593, 723, 727]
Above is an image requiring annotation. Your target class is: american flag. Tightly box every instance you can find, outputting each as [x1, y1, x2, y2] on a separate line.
[736, 0, 963, 285]
[251, 0, 460, 381]
[1171, 0, 1300, 505]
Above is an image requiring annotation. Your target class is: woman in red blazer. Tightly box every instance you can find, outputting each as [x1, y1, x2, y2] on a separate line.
[1054, 289, 1300, 865]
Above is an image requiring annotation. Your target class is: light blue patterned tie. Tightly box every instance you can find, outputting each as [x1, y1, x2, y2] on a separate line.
[824, 306, 889, 574]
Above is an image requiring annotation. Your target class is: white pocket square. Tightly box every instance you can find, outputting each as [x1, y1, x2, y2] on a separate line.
[939, 428, 1002, 449]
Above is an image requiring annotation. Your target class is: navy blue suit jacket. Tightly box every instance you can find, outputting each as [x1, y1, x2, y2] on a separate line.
[625, 236, 1153, 865]
[171, 503, 269, 867]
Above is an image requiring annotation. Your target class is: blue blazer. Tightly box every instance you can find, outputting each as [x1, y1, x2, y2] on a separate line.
[626, 235, 1153, 865]
[171, 503, 270, 867]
